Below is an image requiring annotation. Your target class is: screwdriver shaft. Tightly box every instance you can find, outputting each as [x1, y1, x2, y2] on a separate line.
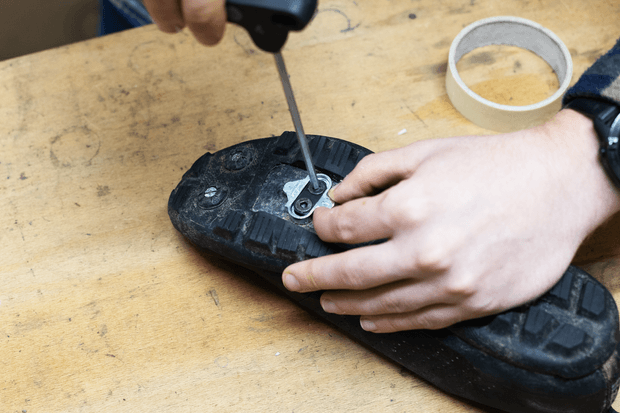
[274, 52, 320, 191]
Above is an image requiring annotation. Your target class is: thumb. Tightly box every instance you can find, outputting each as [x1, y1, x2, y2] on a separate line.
[330, 140, 437, 204]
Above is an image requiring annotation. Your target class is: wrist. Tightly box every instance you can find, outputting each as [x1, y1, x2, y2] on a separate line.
[541, 109, 620, 231]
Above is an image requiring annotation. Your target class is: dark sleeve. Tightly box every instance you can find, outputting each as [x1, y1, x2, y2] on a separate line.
[563, 37, 620, 106]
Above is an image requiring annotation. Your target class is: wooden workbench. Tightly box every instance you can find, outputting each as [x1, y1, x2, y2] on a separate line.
[2, 1, 620, 411]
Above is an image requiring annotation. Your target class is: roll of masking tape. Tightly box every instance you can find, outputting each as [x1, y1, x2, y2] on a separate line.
[446, 16, 573, 132]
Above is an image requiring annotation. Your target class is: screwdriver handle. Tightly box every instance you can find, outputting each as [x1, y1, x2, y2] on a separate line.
[225, 0, 318, 52]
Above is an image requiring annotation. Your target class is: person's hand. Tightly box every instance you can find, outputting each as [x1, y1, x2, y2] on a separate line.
[282, 110, 620, 333]
[143, 0, 226, 46]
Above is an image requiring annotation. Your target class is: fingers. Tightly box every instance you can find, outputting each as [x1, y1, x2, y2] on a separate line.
[283, 242, 414, 292]
[319, 278, 456, 317]
[312, 191, 395, 244]
[144, 0, 185, 33]
[329, 152, 409, 204]
[144, 0, 227, 46]
[182, 0, 227, 46]
[359, 305, 468, 333]
[329, 141, 436, 205]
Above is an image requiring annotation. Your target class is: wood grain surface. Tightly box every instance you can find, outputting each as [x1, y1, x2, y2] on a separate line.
[1, 0, 620, 412]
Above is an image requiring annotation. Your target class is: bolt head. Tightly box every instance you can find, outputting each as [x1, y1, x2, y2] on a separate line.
[225, 146, 254, 171]
[293, 197, 313, 215]
[198, 185, 228, 209]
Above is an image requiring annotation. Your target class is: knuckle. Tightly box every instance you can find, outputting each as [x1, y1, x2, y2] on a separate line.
[385, 318, 406, 332]
[356, 153, 376, 170]
[381, 191, 429, 229]
[416, 241, 452, 272]
[183, 4, 215, 24]
[408, 313, 443, 330]
[340, 269, 366, 290]
[305, 259, 332, 290]
[443, 274, 477, 299]
[331, 211, 359, 243]
[377, 293, 408, 314]
[413, 316, 438, 330]
[412, 309, 462, 330]
[463, 296, 497, 316]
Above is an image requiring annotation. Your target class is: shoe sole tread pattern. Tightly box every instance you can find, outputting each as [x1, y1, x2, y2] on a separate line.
[168, 133, 620, 413]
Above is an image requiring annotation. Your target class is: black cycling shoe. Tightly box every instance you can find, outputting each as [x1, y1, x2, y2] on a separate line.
[168, 132, 620, 413]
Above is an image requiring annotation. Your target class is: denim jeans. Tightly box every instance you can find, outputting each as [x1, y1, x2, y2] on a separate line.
[99, 0, 152, 35]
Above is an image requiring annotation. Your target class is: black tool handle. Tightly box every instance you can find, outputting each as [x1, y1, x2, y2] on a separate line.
[226, 0, 318, 52]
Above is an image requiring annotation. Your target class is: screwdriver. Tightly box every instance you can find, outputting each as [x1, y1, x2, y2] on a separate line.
[225, 0, 321, 191]
[273, 52, 320, 190]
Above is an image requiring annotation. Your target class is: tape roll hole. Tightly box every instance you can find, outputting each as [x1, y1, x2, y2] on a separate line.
[446, 17, 573, 132]
[456, 44, 560, 107]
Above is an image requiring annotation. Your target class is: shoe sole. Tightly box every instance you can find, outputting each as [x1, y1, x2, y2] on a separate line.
[168, 132, 620, 413]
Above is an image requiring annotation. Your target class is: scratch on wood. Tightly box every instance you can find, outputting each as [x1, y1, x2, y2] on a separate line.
[209, 289, 221, 309]
[233, 34, 256, 55]
[403, 102, 428, 128]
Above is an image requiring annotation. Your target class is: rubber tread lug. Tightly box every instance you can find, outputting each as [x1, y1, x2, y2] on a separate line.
[214, 211, 245, 241]
[273, 132, 298, 156]
[547, 269, 574, 309]
[580, 281, 606, 318]
[276, 224, 304, 253]
[309, 135, 328, 168]
[325, 140, 353, 176]
[169, 183, 193, 212]
[246, 212, 283, 254]
[523, 305, 558, 344]
[547, 324, 591, 356]
[487, 311, 515, 336]
[305, 235, 333, 258]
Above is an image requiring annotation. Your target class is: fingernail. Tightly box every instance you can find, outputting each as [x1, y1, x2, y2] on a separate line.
[283, 273, 300, 291]
[327, 185, 337, 201]
[360, 319, 376, 331]
[321, 299, 336, 313]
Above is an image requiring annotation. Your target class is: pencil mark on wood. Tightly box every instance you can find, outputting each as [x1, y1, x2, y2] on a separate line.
[250, 314, 274, 322]
[318, 8, 361, 33]
[214, 356, 229, 368]
[448, 5, 473, 15]
[248, 326, 271, 333]
[127, 41, 159, 75]
[14, 220, 25, 241]
[233, 32, 256, 55]
[209, 289, 222, 309]
[49, 126, 101, 168]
